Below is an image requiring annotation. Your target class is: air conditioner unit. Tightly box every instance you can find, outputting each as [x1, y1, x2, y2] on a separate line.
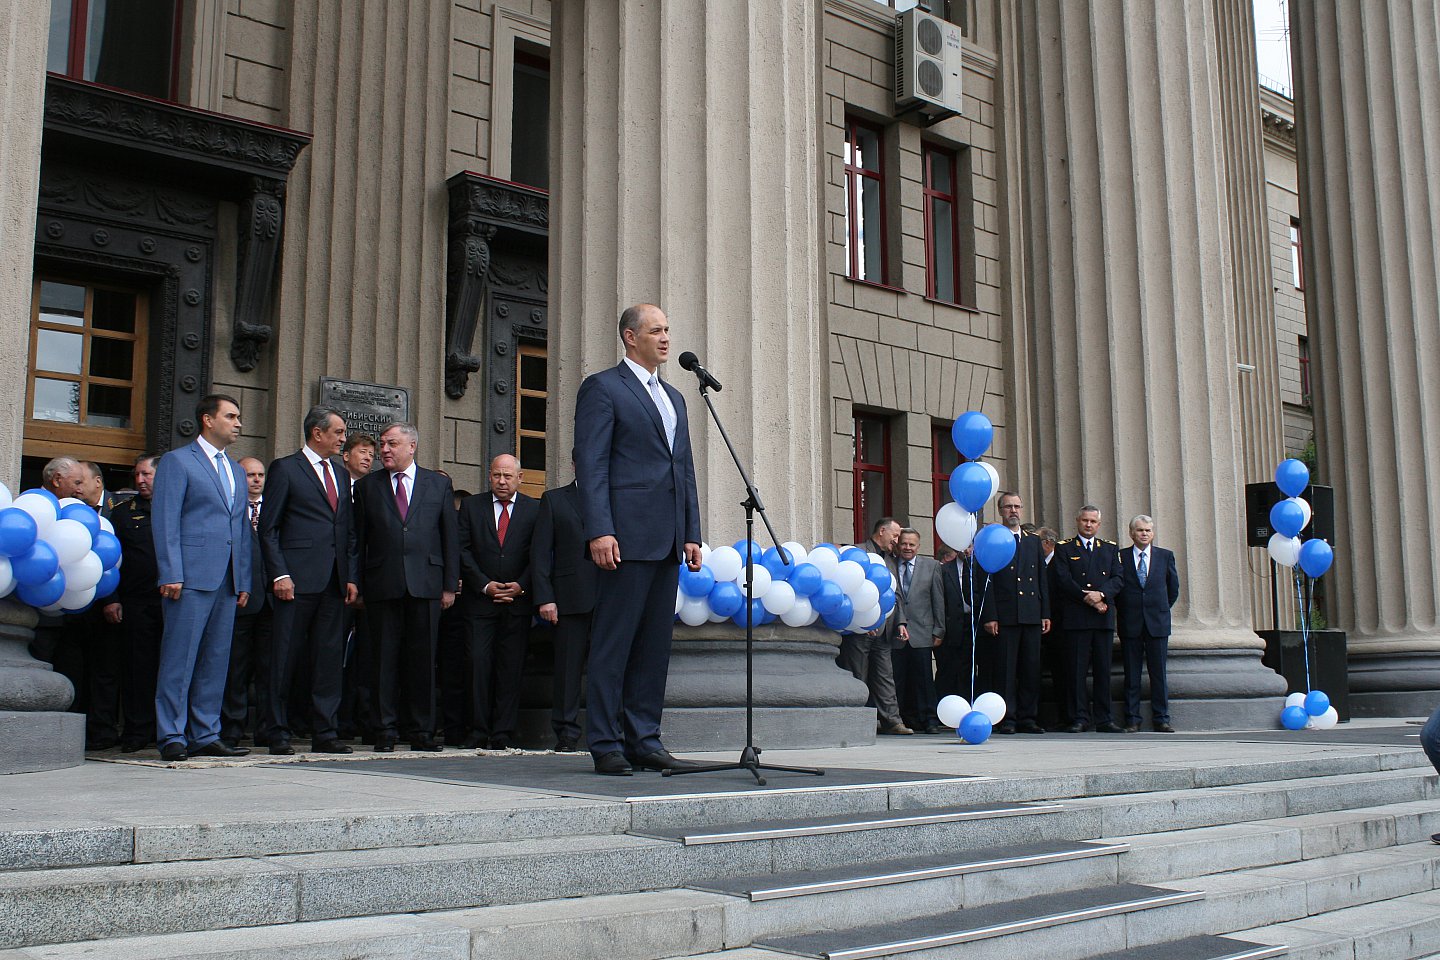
[894, 8, 964, 118]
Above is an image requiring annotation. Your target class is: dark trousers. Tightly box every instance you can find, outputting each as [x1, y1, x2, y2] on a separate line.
[337, 607, 372, 737]
[468, 609, 530, 741]
[934, 628, 978, 704]
[837, 632, 902, 727]
[367, 595, 440, 739]
[986, 623, 1043, 724]
[262, 583, 345, 744]
[1043, 628, 1073, 726]
[585, 559, 677, 759]
[437, 604, 470, 741]
[120, 599, 163, 747]
[892, 645, 939, 728]
[221, 607, 272, 744]
[551, 612, 592, 742]
[1121, 630, 1170, 725]
[1067, 628, 1114, 726]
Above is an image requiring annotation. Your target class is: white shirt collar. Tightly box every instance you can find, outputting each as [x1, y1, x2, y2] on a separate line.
[196, 435, 224, 462]
[623, 356, 659, 385]
[1134, 544, 1150, 558]
[301, 445, 326, 467]
[390, 463, 417, 485]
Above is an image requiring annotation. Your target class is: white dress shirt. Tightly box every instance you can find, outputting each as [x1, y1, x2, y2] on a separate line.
[196, 435, 235, 502]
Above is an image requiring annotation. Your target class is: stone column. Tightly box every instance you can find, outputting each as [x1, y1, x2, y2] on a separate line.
[1291, 1, 1440, 715]
[1011, 0, 1284, 725]
[549, 0, 827, 544]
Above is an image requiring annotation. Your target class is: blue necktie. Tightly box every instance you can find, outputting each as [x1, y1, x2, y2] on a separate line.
[214, 452, 232, 504]
[1138, 551, 1148, 587]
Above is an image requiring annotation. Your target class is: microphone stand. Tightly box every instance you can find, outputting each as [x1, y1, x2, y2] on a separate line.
[664, 375, 823, 785]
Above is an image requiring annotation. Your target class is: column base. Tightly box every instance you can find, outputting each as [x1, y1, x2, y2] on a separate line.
[0, 710, 84, 774]
[1346, 649, 1440, 718]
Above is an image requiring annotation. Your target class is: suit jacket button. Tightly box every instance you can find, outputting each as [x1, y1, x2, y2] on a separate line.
[227, 539, 233, 545]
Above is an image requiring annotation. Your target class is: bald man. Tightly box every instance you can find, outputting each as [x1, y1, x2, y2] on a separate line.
[457, 454, 539, 748]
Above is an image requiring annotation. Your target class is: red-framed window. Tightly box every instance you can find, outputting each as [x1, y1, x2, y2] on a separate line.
[852, 413, 892, 545]
[47, 0, 182, 101]
[1298, 335, 1311, 407]
[1290, 217, 1304, 291]
[931, 422, 960, 553]
[844, 117, 888, 284]
[922, 145, 962, 303]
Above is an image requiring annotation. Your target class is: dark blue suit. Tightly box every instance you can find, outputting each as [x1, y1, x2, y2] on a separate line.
[533, 482, 598, 744]
[1116, 545, 1180, 726]
[1053, 537, 1123, 726]
[574, 361, 701, 760]
[150, 441, 251, 751]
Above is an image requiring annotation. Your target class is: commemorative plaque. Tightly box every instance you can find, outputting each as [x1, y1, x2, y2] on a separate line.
[319, 377, 410, 438]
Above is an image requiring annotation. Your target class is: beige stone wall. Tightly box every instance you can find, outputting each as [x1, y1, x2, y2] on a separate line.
[1261, 93, 1313, 460]
[821, 0, 1007, 549]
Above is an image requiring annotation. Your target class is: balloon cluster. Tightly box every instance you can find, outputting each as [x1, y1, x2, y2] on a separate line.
[1266, 459, 1332, 577]
[933, 412, 1015, 575]
[0, 483, 122, 613]
[937, 693, 1006, 745]
[675, 540, 899, 634]
[1281, 689, 1338, 731]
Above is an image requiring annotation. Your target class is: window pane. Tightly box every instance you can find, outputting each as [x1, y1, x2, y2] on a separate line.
[927, 151, 952, 194]
[85, 0, 175, 99]
[857, 469, 889, 536]
[850, 125, 882, 172]
[48, 0, 73, 73]
[511, 58, 550, 190]
[936, 438, 961, 475]
[857, 176, 884, 282]
[36, 329, 84, 375]
[33, 378, 81, 423]
[855, 417, 886, 464]
[92, 288, 137, 333]
[519, 436, 546, 472]
[519, 395, 545, 433]
[39, 281, 86, 326]
[86, 384, 131, 428]
[519, 353, 546, 391]
[90, 336, 134, 380]
[931, 196, 956, 302]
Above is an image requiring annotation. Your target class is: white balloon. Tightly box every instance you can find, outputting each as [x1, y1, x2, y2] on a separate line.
[1313, 706, 1339, 729]
[57, 497, 84, 509]
[675, 586, 686, 616]
[0, 556, 13, 597]
[97, 516, 115, 535]
[935, 502, 978, 551]
[738, 562, 773, 598]
[850, 579, 880, 612]
[707, 545, 742, 583]
[867, 552, 885, 567]
[851, 603, 882, 631]
[1268, 533, 1301, 568]
[762, 581, 796, 615]
[1284, 691, 1306, 709]
[47, 519, 93, 565]
[700, 542, 712, 563]
[0, 481, 11, 509]
[779, 541, 808, 567]
[978, 461, 1001, 502]
[833, 559, 866, 594]
[59, 584, 96, 612]
[1294, 497, 1313, 530]
[679, 596, 710, 626]
[780, 596, 814, 626]
[40, 598, 66, 614]
[707, 608, 729, 623]
[63, 552, 104, 592]
[12, 493, 57, 534]
[936, 695, 971, 728]
[974, 691, 1007, 724]
[808, 547, 840, 578]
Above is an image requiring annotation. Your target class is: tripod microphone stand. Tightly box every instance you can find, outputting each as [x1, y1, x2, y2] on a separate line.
[664, 372, 824, 786]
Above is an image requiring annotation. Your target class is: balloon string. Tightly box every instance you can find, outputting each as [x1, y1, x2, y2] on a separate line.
[965, 552, 979, 703]
[1295, 571, 1312, 693]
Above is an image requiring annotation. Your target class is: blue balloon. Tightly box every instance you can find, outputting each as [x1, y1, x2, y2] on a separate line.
[731, 597, 766, 628]
[11, 541, 59, 586]
[732, 539, 760, 561]
[1304, 689, 1330, 717]
[21, 488, 60, 508]
[877, 588, 896, 616]
[1275, 458, 1310, 498]
[948, 461, 992, 513]
[840, 547, 870, 565]
[789, 563, 822, 598]
[92, 531, 122, 571]
[59, 503, 101, 545]
[709, 580, 744, 618]
[0, 507, 38, 558]
[820, 595, 854, 631]
[1281, 705, 1309, 730]
[680, 565, 715, 598]
[1270, 499, 1305, 539]
[16, 569, 66, 609]
[811, 580, 846, 615]
[959, 710, 992, 744]
[760, 609, 778, 626]
[95, 565, 121, 599]
[760, 547, 792, 581]
[973, 523, 1018, 574]
[1298, 539, 1333, 578]
[951, 411, 994, 460]
[864, 563, 892, 588]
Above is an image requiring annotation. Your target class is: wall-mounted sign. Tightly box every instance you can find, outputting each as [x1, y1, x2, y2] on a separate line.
[319, 377, 410, 440]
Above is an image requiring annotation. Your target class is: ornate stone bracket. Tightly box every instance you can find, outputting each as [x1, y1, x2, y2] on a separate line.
[232, 178, 285, 371]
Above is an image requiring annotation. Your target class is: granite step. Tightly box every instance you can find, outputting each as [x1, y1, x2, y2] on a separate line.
[1077, 935, 1286, 960]
[632, 801, 1065, 844]
[1233, 887, 1440, 960]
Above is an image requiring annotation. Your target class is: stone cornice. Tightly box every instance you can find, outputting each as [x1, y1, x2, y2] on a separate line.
[447, 171, 549, 235]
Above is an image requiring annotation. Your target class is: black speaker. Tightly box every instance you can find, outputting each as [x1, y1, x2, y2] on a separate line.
[1244, 482, 1334, 547]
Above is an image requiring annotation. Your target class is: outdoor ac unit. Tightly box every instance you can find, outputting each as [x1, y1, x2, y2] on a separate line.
[894, 8, 964, 118]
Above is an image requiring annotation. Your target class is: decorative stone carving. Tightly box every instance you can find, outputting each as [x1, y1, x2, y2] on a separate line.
[444, 222, 496, 399]
[232, 179, 285, 372]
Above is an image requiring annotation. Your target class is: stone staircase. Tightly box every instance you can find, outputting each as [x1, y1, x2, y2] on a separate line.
[1, 752, 1438, 959]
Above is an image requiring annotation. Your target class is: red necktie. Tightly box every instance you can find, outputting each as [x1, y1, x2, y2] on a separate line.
[249, 500, 260, 531]
[321, 460, 338, 511]
[394, 473, 409, 521]
[497, 498, 511, 545]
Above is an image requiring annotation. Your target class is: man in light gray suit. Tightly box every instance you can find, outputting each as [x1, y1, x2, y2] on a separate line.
[891, 528, 946, 733]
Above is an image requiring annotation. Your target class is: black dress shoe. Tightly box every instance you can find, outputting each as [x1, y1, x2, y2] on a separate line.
[629, 747, 700, 772]
[1016, 720, 1046, 734]
[119, 740, 147, 753]
[373, 736, 396, 753]
[1095, 721, 1126, 733]
[1065, 722, 1088, 733]
[1123, 724, 1140, 733]
[194, 740, 251, 758]
[159, 743, 188, 762]
[312, 739, 353, 754]
[593, 751, 633, 776]
[995, 721, 1017, 735]
[488, 737, 516, 751]
[409, 736, 443, 752]
[554, 738, 579, 753]
[269, 741, 295, 756]
[86, 737, 119, 751]
[1152, 722, 1176, 733]
[922, 724, 946, 735]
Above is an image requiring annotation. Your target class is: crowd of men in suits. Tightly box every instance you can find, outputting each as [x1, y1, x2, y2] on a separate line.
[842, 492, 1181, 737]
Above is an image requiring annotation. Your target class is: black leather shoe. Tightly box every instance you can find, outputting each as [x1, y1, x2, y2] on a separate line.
[119, 740, 147, 753]
[1095, 721, 1126, 733]
[86, 737, 119, 751]
[1123, 724, 1140, 733]
[487, 737, 514, 751]
[1431, 832, 1439, 845]
[995, 721, 1017, 735]
[409, 736, 443, 752]
[593, 751, 633, 776]
[269, 741, 295, 756]
[922, 724, 946, 735]
[312, 739, 353, 754]
[373, 736, 396, 753]
[554, 738, 579, 753]
[629, 747, 700, 772]
[159, 743, 188, 762]
[194, 740, 250, 758]
[1152, 722, 1176, 733]
[1065, 722, 1088, 733]
[1016, 720, 1046, 734]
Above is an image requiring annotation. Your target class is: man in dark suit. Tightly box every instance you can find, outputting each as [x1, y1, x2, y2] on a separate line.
[979, 492, 1050, 734]
[149, 394, 252, 761]
[352, 422, 458, 752]
[1052, 504, 1125, 733]
[457, 454, 539, 749]
[938, 546, 986, 706]
[574, 303, 702, 776]
[1037, 526, 1072, 729]
[337, 433, 378, 740]
[891, 529, 945, 733]
[533, 470, 597, 752]
[99, 454, 163, 752]
[257, 406, 358, 755]
[220, 457, 272, 748]
[1116, 515, 1181, 733]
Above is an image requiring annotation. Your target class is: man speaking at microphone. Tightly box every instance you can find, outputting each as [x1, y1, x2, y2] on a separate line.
[574, 303, 703, 776]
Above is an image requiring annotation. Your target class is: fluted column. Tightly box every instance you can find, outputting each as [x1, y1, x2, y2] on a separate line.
[1291, 1, 1440, 714]
[1012, 0, 1284, 719]
[549, 0, 827, 544]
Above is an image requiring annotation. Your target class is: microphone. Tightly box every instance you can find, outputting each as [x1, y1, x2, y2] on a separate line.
[677, 351, 723, 391]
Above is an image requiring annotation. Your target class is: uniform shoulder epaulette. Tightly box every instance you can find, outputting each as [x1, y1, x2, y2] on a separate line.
[1058, 537, 1075, 545]
[1103, 538, 1118, 545]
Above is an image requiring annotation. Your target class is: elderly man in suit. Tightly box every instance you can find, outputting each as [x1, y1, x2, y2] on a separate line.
[149, 394, 252, 761]
[1053, 504, 1125, 733]
[574, 303, 703, 776]
[258, 406, 359, 755]
[979, 492, 1050, 734]
[891, 528, 945, 734]
[1116, 515, 1181, 733]
[353, 422, 459, 752]
[839, 517, 912, 736]
[533, 467, 597, 753]
[458, 454, 539, 750]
